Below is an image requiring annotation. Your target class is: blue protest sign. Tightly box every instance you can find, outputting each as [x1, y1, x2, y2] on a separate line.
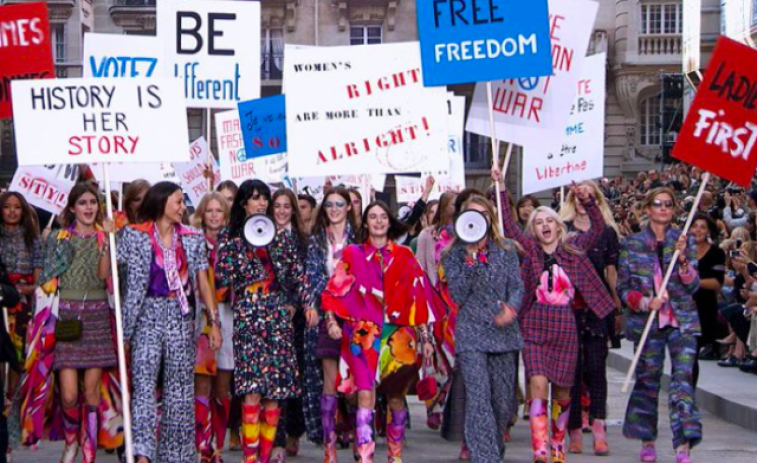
[416, 0, 552, 86]
[238, 95, 287, 159]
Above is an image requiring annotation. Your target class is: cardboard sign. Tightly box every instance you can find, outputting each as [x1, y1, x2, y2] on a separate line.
[12, 78, 190, 166]
[522, 53, 606, 195]
[83, 33, 164, 79]
[465, 0, 598, 147]
[284, 43, 449, 177]
[238, 95, 286, 159]
[673, 37, 757, 187]
[416, 0, 551, 86]
[0, 2, 54, 119]
[216, 110, 287, 185]
[172, 137, 220, 206]
[9, 164, 79, 214]
[158, 0, 260, 108]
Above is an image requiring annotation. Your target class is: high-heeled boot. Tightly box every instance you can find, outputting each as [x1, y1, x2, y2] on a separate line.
[195, 396, 213, 462]
[80, 405, 98, 463]
[355, 408, 375, 463]
[321, 395, 338, 463]
[550, 399, 571, 463]
[60, 405, 80, 463]
[242, 404, 261, 463]
[259, 408, 281, 463]
[528, 399, 549, 463]
[386, 409, 408, 463]
[211, 396, 231, 463]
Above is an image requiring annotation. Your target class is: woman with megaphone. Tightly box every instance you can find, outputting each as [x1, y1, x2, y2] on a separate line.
[215, 180, 301, 463]
[321, 201, 441, 463]
[491, 169, 615, 463]
[439, 195, 524, 463]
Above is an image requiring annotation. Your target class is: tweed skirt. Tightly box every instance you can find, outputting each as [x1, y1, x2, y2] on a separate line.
[53, 299, 117, 370]
[521, 302, 579, 387]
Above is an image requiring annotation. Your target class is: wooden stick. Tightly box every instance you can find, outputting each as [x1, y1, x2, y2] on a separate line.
[486, 82, 504, 235]
[621, 172, 711, 393]
[101, 164, 135, 463]
[207, 108, 213, 191]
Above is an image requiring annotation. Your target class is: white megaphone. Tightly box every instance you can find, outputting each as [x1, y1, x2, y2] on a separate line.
[454, 210, 490, 244]
[243, 214, 276, 247]
[398, 205, 413, 222]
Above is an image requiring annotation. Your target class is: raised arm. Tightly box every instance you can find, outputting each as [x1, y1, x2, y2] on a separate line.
[568, 198, 604, 252]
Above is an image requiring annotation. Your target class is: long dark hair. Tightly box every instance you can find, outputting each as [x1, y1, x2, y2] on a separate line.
[359, 201, 408, 244]
[272, 188, 308, 246]
[123, 179, 151, 224]
[59, 182, 104, 228]
[229, 179, 272, 238]
[0, 191, 40, 249]
[311, 186, 356, 248]
[139, 182, 183, 223]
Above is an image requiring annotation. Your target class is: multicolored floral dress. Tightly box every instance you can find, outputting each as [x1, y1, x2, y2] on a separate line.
[215, 228, 300, 399]
[322, 240, 442, 395]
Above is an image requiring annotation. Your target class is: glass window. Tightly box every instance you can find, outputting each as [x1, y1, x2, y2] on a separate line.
[640, 95, 662, 146]
[261, 29, 284, 80]
[641, 3, 682, 35]
[52, 24, 66, 63]
[350, 26, 382, 46]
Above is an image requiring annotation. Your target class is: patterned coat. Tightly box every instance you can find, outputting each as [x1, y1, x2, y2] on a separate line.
[618, 226, 700, 342]
[299, 224, 356, 311]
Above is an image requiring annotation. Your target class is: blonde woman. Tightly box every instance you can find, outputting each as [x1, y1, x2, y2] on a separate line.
[492, 169, 614, 463]
[560, 181, 621, 455]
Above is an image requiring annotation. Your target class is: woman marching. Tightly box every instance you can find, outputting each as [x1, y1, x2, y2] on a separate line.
[321, 201, 440, 463]
[18, 183, 122, 463]
[118, 181, 222, 463]
[440, 196, 524, 463]
[300, 186, 357, 463]
[492, 169, 615, 463]
[192, 192, 233, 463]
[560, 181, 622, 455]
[619, 187, 702, 463]
[215, 180, 300, 463]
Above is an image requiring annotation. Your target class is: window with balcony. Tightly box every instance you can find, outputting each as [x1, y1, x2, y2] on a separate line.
[641, 3, 682, 35]
[350, 26, 382, 46]
[640, 95, 662, 146]
[261, 29, 284, 81]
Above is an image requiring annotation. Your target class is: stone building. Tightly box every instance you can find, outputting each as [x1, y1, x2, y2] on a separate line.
[1, 0, 688, 197]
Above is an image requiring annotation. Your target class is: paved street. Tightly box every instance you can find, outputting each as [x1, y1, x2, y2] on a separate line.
[11, 366, 757, 462]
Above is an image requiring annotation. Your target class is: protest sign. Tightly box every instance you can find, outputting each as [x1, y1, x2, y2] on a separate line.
[521, 53, 606, 195]
[238, 95, 286, 159]
[216, 110, 288, 185]
[0, 2, 54, 119]
[90, 162, 177, 185]
[158, 0, 260, 108]
[295, 175, 372, 207]
[673, 37, 757, 187]
[465, 0, 598, 148]
[9, 164, 78, 214]
[11, 78, 190, 166]
[415, 0, 551, 86]
[173, 137, 220, 206]
[285, 42, 448, 177]
[83, 33, 164, 79]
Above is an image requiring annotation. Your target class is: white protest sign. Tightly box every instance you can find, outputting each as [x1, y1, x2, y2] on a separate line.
[284, 42, 449, 177]
[216, 110, 287, 185]
[294, 175, 373, 206]
[173, 136, 221, 206]
[9, 164, 78, 214]
[521, 53, 606, 195]
[158, 0, 260, 108]
[12, 78, 190, 166]
[83, 33, 164, 79]
[465, 0, 598, 147]
[90, 162, 178, 185]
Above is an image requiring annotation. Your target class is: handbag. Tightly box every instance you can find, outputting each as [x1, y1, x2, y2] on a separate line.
[55, 318, 82, 342]
[416, 357, 438, 401]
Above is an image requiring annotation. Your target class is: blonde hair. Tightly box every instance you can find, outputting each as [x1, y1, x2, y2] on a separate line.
[643, 187, 678, 210]
[191, 192, 230, 231]
[527, 206, 582, 255]
[560, 180, 620, 237]
[722, 226, 755, 261]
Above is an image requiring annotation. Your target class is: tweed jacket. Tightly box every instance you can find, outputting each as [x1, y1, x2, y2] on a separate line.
[618, 225, 700, 342]
[299, 224, 356, 311]
[494, 190, 615, 321]
[116, 223, 208, 341]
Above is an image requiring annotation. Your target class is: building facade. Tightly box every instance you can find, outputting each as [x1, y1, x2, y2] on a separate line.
[1, 0, 689, 197]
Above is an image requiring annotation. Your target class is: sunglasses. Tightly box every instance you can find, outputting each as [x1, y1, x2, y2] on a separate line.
[651, 200, 674, 209]
[324, 200, 347, 209]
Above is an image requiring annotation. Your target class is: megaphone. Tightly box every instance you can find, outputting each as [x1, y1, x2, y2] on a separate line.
[243, 214, 276, 247]
[454, 210, 490, 245]
[398, 205, 413, 222]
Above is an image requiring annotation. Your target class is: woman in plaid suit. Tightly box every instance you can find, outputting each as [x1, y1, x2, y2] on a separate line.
[492, 170, 615, 463]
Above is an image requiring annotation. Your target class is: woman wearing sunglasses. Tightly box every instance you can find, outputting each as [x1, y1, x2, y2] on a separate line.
[619, 187, 701, 463]
[300, 186, 358, 463]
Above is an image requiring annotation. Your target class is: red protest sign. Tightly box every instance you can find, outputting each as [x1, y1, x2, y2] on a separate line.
[673, 37, 757, 187]
[0, 2, 54, 120]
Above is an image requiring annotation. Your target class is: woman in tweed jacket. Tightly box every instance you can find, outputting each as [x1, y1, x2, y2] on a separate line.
[492, 170, 614, 463]
[441, 196, 523, 463]
[619, 187, 701, 463]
